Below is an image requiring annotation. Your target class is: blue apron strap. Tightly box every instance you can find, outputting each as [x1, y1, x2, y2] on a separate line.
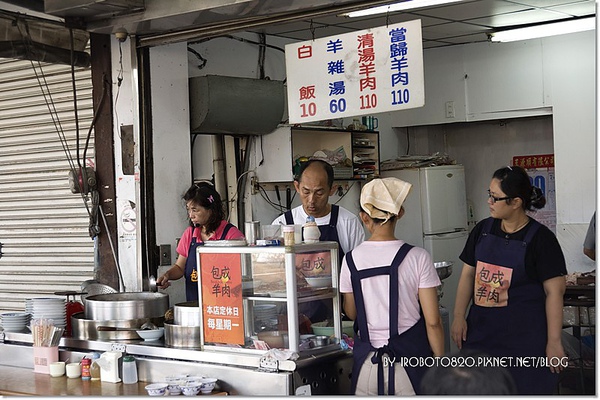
[388, 243, 413, 335]
[347, 250, 372, 344]
[284, 210, 294, 225]
[522, 219, 541, 246]
[219, 223, 234, 240]
[329, 204, 339, 228]
[386, 243, 412, 395]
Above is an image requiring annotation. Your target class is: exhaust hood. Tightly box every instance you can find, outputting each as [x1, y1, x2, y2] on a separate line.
[189, 75, 285, 136]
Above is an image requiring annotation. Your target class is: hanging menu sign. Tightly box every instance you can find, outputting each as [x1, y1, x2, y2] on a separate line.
[199, 253, 245, 345]
[285, 19, 424, 124]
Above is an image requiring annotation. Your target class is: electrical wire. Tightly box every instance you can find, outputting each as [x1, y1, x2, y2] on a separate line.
[258, 33, 266, 80]
[18, 17, 90, 211]
[190, 34, 286, 53]
[18, 20, 76, 175]
[69, 28, 82, 173]
[187, 47, 207, 70]
[114, 40, 124, 139]
[258, 135, 265, 166]
[16, 16, 110, 240]
[334, 181, 357, 205]
[258, 184, 287, 213]
[227, 169, 256, 219]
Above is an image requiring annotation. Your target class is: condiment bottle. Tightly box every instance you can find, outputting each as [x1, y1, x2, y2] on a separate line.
[89, 352, 101, 381]
[283, 225, 295, 246]
[122, 355, 138, 384]
[81, 357, 91, 380]
[303, 216, 320, 243]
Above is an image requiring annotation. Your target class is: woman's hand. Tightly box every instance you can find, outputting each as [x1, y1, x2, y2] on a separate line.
[450, 318, 467, 349]
[546, 340, 567, 374]
[543, 276, 567, 374]
[451, 263, 475, 350]
[156, 257, 186, 289]
[156, 273, 171, 289]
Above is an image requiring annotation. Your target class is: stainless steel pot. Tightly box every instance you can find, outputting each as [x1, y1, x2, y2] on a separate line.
[434, 261, 453, 280]
[84, 292, 169, 321]
[164, 320, 201, 349]
[71, 312, 164, 341]
[174, 301, 200, 326]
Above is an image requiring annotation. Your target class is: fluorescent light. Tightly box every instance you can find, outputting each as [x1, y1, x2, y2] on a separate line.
[344, 0, 463, 18]
[490, 17, 595, 42]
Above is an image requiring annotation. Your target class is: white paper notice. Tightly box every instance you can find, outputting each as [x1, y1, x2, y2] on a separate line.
[285, 19, 424, 124]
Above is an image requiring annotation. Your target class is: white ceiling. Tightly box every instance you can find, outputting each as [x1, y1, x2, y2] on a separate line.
[0, 0, 595, 49]
[253, 0, 596, 48]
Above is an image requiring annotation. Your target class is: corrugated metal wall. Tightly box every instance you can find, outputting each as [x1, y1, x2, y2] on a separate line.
[0, 56, 95, 313]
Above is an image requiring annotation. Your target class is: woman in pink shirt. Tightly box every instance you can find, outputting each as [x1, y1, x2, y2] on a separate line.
[340, 177, 444, 395]
[156, 182, 244, 301]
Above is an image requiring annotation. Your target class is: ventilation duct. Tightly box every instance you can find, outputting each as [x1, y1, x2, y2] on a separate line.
[189, 75, 285, 135]
[0, 11, 90, 66]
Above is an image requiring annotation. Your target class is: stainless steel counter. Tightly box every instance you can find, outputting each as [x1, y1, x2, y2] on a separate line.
[0, 331, 353, 395]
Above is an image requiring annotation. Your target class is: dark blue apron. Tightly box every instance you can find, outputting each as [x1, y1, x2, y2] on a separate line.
[184, 223, 233, 301]
[284, 204, 344, 266]
[463, 217, 556, 395]
[347, 244, 432, 395]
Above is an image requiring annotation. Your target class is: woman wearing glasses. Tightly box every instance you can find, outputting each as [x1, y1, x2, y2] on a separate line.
[450, 166, 567, 395]
[156, 182, 244, 301]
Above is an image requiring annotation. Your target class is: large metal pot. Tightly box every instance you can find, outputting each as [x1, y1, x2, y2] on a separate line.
[71, 312, 164, 341]
[164, 320, 201, 349]
[174, 301, 201, 326]
[84, 292, 169, 321]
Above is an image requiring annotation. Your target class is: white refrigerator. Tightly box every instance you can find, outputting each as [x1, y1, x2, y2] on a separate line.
[382, 165, 468, 352]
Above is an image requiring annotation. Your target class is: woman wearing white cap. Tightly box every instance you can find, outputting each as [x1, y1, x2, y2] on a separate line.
[339, 177, 444, 395]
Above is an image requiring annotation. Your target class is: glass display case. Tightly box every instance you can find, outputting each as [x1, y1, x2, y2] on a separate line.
[196, 242, 343, 354]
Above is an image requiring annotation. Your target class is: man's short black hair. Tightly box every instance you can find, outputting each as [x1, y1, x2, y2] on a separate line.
[295, 159, 334, 188]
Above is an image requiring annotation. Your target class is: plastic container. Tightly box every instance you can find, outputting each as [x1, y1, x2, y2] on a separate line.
[122, 355, 138, 384]
[33, 346, 59, 374]
[303, 216, 320, 243]
[89, 352, 101, 381]
[283, 225, 296, 246]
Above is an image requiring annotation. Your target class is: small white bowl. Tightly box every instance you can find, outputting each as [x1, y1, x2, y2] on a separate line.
[166, 380, 185, 395]
[180, 382, 202, 396]
[198, 377, 218, 394]
[136, 327, 165, 341]
[145, 383, 168, 396]
[184, 375, 204, 383]
[305, 276, 332, 288]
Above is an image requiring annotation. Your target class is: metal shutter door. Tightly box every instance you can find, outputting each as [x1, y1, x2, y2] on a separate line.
[0, 56, 95, 313]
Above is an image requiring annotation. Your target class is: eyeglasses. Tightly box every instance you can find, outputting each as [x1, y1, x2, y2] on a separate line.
[487, 190, 512, 204]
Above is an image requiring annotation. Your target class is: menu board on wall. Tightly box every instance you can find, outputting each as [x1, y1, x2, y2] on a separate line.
[512, 154, 556, 233]
[285, 19, 424, 124]
[199, 253, 245, 345]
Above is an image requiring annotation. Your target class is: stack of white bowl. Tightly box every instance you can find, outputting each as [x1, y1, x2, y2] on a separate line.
[26, 298, 67, 328]
[0, 312, 31, 332]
